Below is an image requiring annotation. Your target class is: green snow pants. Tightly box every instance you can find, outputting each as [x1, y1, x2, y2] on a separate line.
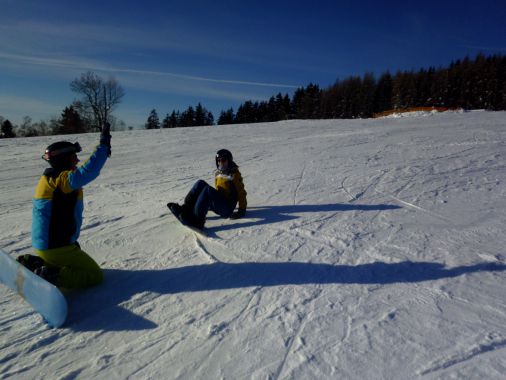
[35, 244, 103, 289]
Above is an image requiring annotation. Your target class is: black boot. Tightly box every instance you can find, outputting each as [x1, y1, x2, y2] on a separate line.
[34, 266, 60, 286]
[17, 254, 45, 272]
[180, 205, 205, 229]
[167, 202, 183, 217]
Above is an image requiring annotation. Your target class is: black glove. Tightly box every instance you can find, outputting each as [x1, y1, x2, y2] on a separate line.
[100, 122, 112, 156]
[230, 209, 246, 219]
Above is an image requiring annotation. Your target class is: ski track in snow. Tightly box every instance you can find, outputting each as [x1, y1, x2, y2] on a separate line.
[194, 234, 220, 263]
[1, 111, 506, 379]
[418, 334, 506, 376]
[293, 160, 307, 206]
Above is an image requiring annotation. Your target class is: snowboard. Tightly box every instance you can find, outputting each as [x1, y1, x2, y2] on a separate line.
[0, 249, 67, 327]
[167, 203, 207, 236]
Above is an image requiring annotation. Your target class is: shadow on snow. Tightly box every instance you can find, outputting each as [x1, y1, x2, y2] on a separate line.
[68, 260, 506, 332]
[207, 203, 402, 232]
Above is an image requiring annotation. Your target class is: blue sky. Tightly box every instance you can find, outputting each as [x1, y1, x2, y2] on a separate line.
[1, 0, 505, 127]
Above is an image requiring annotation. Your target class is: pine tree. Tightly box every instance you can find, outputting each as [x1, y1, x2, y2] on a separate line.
[374, 72, 393, 113]
[195, 103, 206, 126]
[498, 56, 506, 110]
[162, 114, 170, 129]
[266, 96, 277, 121]
[235, 101, 255, 124]
[282, 94, 291, 118]
[291, 87, 305, 118]
[274, 93, 288, 120]
[358, 73, 376, 118]
[145, 109, 160, 129]
[218, 108, 235, 125]
[57, 106, 86, 134]
[180, 106, 195, 127]
[419, 68, 436, 106]
[392, 71, 415, 109]
[205, 111, 214, 126]
[430, 68, 449, 107]
[1, 119, 16, 138]
[338, 76, 361, 118]
[301, 83, 321, 118]
[169, 111, 178, 128]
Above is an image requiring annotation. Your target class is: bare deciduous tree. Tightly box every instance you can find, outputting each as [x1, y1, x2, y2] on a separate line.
[70, 71, 125, 131]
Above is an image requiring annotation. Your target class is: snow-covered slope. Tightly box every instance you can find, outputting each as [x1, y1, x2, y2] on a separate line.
[1, 111, 505, 379]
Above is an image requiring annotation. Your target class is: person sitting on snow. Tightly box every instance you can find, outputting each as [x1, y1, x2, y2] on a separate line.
[167, 149, 247, 229]
[18, 123, 112, 288]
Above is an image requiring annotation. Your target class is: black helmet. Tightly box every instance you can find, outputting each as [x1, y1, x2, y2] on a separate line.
[42, 141, 81, 169]
[215, 149, 233, 168]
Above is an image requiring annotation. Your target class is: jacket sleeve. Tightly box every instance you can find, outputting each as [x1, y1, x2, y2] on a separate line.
[68, 144, 109, 190]
[233, 170, 247, 210]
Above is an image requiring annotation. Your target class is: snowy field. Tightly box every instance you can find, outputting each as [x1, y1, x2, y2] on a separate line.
[1, 110, 506, 379]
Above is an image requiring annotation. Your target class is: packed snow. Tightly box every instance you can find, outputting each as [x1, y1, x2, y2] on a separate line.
[1, 110, 506, 379]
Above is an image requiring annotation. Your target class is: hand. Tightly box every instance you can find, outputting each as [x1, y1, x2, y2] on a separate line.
[100, 122, 112, 156]
[101, 122, 111, 135]
[230, 209, 246, 219]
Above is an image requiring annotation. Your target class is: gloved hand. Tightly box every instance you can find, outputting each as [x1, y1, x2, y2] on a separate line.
[100, 122, 112, 156]
[230, 209, 246, 219]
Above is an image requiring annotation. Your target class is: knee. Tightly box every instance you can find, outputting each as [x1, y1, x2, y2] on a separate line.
[194, 179, 207, 188]
[191, 180, 207, 193]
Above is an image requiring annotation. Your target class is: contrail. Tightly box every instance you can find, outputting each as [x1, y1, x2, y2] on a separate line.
[0, 52, 299, 89]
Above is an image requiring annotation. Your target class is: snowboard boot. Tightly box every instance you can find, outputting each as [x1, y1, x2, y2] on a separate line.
[168, 202, 205, 230]
[34, 266, 60, 286]
[179, 204, 199, 227]
[182, 207, 205, 229]
[16, 254, 45, 272]
[167, 202, 183, 217]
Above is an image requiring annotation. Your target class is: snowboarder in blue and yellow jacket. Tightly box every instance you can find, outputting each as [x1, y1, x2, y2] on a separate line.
[168, 149, 247, 229]
[30, 124, 111, 288]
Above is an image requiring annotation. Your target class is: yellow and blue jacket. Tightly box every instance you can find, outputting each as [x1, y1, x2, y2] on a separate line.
[32, 144, 109, 250]
[214, 166, 247, 210]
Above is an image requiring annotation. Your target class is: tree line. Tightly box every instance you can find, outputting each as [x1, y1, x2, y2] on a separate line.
[144, 53, 505, 127]
[145, 103, 214, 129]
[216, 53, 506, 124]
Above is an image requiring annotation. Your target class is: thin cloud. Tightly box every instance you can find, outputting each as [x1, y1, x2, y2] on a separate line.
[0, 52, 298, 89]
[0, 20, 319, 79]
[0, 21, 182, 52]
[115, 68, 298, 89]
[119, 74, 278, 102]
[0, 94, 59, 112]
[0, 94, 61, 123]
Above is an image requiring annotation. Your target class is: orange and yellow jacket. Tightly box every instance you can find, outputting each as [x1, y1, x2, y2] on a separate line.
[214, 166, 247, 210]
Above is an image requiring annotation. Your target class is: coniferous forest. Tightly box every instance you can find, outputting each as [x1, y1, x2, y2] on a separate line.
[153, 54, 505, 128]
[216, 54, 506, 125]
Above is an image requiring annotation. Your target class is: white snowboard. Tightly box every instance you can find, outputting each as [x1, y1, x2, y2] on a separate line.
[0, 249, 67, 327]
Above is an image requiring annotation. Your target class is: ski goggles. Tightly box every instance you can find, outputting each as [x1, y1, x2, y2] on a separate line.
[42, 142, 82, 161]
